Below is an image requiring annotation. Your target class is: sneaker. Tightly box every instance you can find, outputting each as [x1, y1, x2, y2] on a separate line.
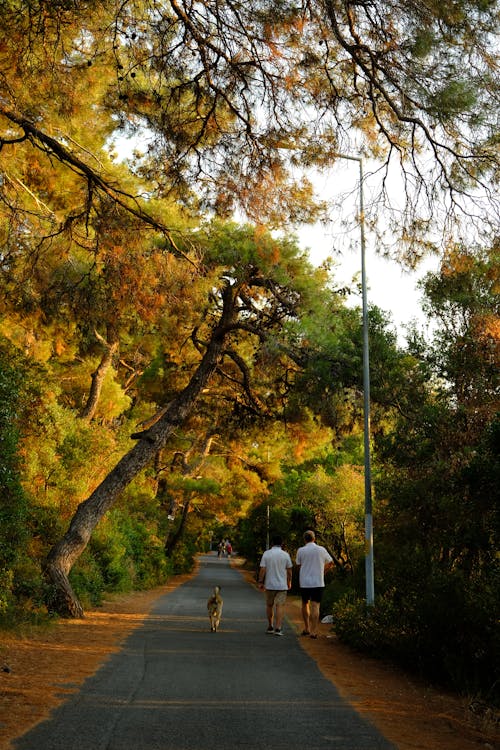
[266, 626, 274, 634]
[274, 628, 283, 636]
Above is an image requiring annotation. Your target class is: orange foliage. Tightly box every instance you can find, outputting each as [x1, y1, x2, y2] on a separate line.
[473, 313, 500, 358]
[442, 250, 475, 275]
[54, 338, 67, 356]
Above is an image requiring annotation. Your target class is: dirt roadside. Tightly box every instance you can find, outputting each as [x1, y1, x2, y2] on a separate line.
[0, 560, 498, 750]
[285, 596, 499, 750]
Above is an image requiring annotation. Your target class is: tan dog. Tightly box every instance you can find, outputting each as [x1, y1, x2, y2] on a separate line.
[207, 585, 223, 632]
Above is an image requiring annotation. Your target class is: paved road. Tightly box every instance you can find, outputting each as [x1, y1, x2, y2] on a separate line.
[14, 554, 394, 749]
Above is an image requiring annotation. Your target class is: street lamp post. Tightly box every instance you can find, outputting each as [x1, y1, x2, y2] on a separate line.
[334, 154, 375, 606]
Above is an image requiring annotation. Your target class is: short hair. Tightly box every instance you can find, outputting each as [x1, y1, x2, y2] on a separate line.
[271, 534, 283, 546]
[304, 530, 315, 542]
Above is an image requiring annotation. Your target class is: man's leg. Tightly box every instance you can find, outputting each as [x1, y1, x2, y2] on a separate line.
[266, 601, 274, 629]
[274, 601, 285, 629]
[309, 600, 320, 636]
[301, 599, 310, 633]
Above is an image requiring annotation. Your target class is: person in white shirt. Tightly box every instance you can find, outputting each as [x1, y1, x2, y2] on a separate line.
[296, 530, 334, 639]
[258, 535, 293, 636]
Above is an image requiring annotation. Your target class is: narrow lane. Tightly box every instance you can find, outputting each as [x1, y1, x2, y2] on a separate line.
[14, 554, 394, 750]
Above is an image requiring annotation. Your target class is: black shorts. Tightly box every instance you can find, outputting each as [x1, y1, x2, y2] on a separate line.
[300, 587, 324, 604]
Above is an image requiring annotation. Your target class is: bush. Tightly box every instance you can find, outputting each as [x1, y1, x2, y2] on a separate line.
[69, 552, 106, 607]
[321, 574, 361, 618]
[330, 567, 500, 704]
[332, 592, 419, 659]
[166, 534, 197, 575]
[66, 507, 173, 607]
[116, 512, 170, 588]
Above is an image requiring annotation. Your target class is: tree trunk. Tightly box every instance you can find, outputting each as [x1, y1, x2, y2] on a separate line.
[164, 498, 191, 556]
[45, 282, 237, 617]
[79, 330, 119, 421]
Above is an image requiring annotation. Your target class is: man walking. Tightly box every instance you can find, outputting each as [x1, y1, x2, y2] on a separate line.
[258, 535, 293, 636]
[296, 530, 333, 639]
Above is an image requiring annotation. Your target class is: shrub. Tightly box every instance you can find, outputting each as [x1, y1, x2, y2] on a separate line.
[67, 507, 173, 606]
[69, 552, 106, 607]
[116, 511, 170, 588]
[0, 344, 31, 620]
[331, 568, 500, 704]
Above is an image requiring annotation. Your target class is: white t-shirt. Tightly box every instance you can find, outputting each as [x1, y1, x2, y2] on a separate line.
[296, 542, 333, 588]
[260, 545, 293, 590]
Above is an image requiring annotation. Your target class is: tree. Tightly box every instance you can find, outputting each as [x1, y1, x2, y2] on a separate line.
[44, 268, 235, 615]
[376, 244, 499, 586]
[421, 242, 499, 419]
[369, 243, 499, 694]
[0, 342, 29, 614]
[44, 224, 334, 616]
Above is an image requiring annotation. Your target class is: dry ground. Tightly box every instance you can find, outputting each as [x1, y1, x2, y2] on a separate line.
[0, 559, 498, 750]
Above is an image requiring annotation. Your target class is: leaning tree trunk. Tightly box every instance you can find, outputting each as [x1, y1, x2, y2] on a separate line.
[79, 329, 119, 421]
[45, 283, 237, 617]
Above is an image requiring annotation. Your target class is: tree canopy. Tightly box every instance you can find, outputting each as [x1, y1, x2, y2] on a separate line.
[0, 0, 498, 258]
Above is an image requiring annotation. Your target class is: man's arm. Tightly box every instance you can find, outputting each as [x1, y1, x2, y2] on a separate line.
[324, 549, 334, 574]
[258, 566, 266, 588]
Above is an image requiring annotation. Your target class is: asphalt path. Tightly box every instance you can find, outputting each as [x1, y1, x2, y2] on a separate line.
[14, 554, 395, 749]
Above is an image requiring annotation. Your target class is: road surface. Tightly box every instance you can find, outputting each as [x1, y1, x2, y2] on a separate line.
[13, 554, 395, 749]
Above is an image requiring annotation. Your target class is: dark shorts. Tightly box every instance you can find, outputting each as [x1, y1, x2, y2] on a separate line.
[300, 587, 324, 604]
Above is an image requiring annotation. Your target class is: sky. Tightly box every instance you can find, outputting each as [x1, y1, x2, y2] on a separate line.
[294, 163, 441, 345]
[297, 220, 439, 343]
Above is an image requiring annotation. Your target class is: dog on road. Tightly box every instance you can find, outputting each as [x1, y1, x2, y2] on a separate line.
[207, 586, 223, 632]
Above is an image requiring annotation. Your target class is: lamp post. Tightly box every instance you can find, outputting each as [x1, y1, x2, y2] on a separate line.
[333, 154, 375, 606]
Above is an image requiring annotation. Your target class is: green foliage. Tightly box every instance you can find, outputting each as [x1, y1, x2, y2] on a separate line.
[69, 551, 106, 608]
[114, 511, 170, 588]
[354, 244, 500, 701]
[166, 535, 198, 575]
[0, 336, 174, 618]
[0, 342, 36, 618]
[427, 80, 477, 119]
[69, 508, 171, 606]
[331, 561, 500, 701]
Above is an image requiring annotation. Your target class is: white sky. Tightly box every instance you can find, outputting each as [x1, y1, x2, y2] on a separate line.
[297, 221, 439, 343]
[295, 163, 440, 345]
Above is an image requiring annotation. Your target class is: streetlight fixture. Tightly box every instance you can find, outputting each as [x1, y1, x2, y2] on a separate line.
[333, 154, 375, 606]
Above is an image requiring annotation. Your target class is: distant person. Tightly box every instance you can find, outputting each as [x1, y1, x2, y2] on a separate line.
[225, 540, 232, 557]
[258, 535, 293, 636]
[296, 530, 333, 639]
